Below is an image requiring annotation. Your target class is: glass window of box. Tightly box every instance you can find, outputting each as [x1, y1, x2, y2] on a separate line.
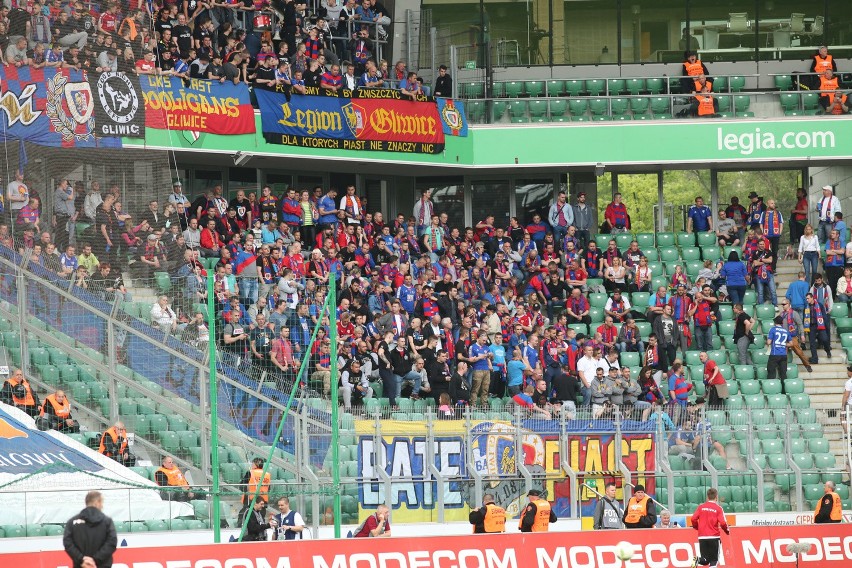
[471, 180, 511, 226]
[688, 0, 758, 63]
[228, 167, 257, 199]
[564, 0, 619, 65]
[415, 177, 465, 230]
[190, 169, 223, 201]
[620, 0, 687, 64]
[515, 178, 558, 225]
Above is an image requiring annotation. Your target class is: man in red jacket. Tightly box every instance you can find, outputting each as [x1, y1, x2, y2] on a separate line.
[691, 487, 729, 568]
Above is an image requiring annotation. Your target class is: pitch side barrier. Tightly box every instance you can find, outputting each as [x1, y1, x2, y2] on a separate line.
[7, 523, 851, 568]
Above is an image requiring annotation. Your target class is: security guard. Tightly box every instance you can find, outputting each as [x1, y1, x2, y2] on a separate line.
[242, 457, 271, 505]
[38, 389, 79, 432]
[469, 493, 507, 534]
[98, 421, 137, 466]
[154, 456, 194, 502]
[623, 484, 657, 528]
[519, 489, 556, 532]
[814, 480, 843, 523]
[0, 368, 40, 418]
[680, 51, 710, 92]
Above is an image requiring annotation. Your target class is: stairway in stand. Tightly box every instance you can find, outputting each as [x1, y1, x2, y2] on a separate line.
[774, 258, 848, 470]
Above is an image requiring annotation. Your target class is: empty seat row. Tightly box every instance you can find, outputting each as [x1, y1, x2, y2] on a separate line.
[461, 76, 747, 99]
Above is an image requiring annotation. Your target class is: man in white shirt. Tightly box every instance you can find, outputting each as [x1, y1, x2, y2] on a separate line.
[182, 218, 202, 249]
[339, 184, 363, 226]
[576, 344, 602, 408]
[817, 185, 841, 245]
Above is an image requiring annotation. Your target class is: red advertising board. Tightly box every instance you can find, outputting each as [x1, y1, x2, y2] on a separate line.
[8, 523, 851, 568]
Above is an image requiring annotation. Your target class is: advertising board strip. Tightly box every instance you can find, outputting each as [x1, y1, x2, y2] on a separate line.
[8, 523, 851, 568]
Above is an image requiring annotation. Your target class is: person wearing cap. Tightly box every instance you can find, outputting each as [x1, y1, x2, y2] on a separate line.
[623, 484, 656, 529]
[816, 185, 841, 245]
[746, 192, 765, 231]
[519, 489, 556, 532]
[168, 180, 189, 207]
[724, 196, 747, 244]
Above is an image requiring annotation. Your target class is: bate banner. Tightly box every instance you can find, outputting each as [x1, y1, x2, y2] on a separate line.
[355, 420, 655, 523]
[140, 76, 255, 134]
[0, 67, 123, 147]
[8, 523, 852, 568]
[255, 88, 455, 154]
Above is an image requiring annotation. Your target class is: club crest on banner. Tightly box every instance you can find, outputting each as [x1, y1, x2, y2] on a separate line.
[46, 72, 95, 141]
[341, 102, 365, 137]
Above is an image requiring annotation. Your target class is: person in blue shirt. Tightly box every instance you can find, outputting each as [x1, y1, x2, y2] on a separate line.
[766, 316, 791, 386]
[687, 196, 713, 234]
[317, 188, 339, 231]
[785, 271, 810, 315]
[506, 348, 529, 396]
[395, 274, 417, 316]
[488, 333, 507, 397]
[469, 332, 493, 406]
[720, 250, 748, 305]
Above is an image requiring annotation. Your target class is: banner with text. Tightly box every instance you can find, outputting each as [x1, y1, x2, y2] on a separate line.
[140, 76, 255, 134]
[255, 88, 446, 154]
[354, 420, 655, 523]
[8, 523, 852, 568]
[0, 67, 122, 147]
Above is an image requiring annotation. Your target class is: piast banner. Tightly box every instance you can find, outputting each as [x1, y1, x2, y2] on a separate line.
[88, 72, 145, 138]
[140, 75, 255, 134]
[255, 87, 450, 154]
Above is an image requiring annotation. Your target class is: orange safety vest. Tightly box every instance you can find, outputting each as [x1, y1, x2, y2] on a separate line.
[243, 467, 271, 504]
[684, 60, 704, 76]
[693, 79, 713, 92]
[624, 495, 650, 525]
[519, 499, 552, 532]
[5, 377, 35, 407]
[828, 93, 848, 114]
[156, 466, 189, 487]
[814, 54, 833, 74]
[98, 427, 127, 456]
[696, 95, 716, 116]
[39, 393, 70, 419]
[814, 492, 843, 522]
[475, 503, 507, 533]
[819, 75, 839, 92]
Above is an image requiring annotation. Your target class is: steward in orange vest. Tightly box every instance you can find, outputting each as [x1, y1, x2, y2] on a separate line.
[155, 456, 194, 502]
[519, 489, 556, 532]
[693, 85, 718, 117]
[825, 90, 849, 115]
[810, 47, 836, 76]
[1, 369, 40, 418]
[681, 51, 711, 92]
[469, 494, 507, 533]
[37, 390, 79, 432]
[623, 484, 657, 528]
[242, 457, 272, 505]
[814, 481, 843, 523]
[98, 422, 137, 466]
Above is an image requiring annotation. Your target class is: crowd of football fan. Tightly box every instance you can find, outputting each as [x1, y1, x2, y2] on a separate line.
[6, 170, 849, 425]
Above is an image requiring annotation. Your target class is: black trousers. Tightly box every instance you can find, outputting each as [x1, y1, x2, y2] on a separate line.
[698, 537, 721, 567]
[767, 354, 788, 383]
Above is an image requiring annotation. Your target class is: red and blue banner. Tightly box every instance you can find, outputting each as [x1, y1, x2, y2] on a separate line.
[140, 75, 255, 135]
[0, 67, 123, 147]
[256, 88, 460, 154]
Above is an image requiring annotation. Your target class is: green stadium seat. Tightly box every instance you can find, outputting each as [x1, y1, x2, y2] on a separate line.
[774, 75, 793, 91]
[808, 438, 830, 454]
[766, 394, 787, 409]
[630, 97, 649, 115]
[220, 463, 242, 485]
[548, 99, 568, 117]
[696, 232, 717, 247]
[177, 430, 199, 451]
[158, 431, 180, 454]
[681, 247, 701, 261]
[795, 408, 816, 424]
[568, 98, 588, 117]
[145, 519, 169, 532]
[589, 293, 608, 308]
[503, 81, 524, 98]
[734, 95, 751, 114]
[462, 82, 484, 98]
[659, 247, 680, 262]
[779, 93, 798, 111]
[491, 101, 507, 121]
[589, 98, 608, 115]
[744, 394, 765, 407]
[702, 245, 722, 261]
[801, 92, 819, 110]
[646, 77, 664, 94]
[729, 76, 746, 92]
[528, 100, 548, 117]
[620, 352, 640, 367]
[43, 524, 65, 536]
[677, 232, 695, 247]
[586, 79, 605, 96]
[558, 80, 582, 97]
[800, 423, 823, 439]
[25, 524, 46, 537]
[466, 101, 485, 123]
[508, 100, 528, 118]
[525, 81, 544, 97]
[716, 96, 731, 112]
[46, 346, 69, 366]
[733, 365, 754, 381]
[762, 380, 782, 395]
[546, 80, 564, 96]
[607, 79, 626, 95]
[792, 453, 813, 469]
[742, 290, 757, 306]
[656, 233, 675, 247]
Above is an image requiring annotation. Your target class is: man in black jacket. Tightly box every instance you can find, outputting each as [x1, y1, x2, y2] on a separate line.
[433, 65, 453, 97]
[63, 491, 117, 568]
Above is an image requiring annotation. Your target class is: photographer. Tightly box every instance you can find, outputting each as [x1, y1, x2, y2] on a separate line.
[1, 368, 40, 418]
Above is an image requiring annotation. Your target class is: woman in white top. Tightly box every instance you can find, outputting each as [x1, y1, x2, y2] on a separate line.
[604, 256, 628, 293]
[150, 295, 178, 336]
[798, 223, 821, 285]
[632, 256, 652, 293]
